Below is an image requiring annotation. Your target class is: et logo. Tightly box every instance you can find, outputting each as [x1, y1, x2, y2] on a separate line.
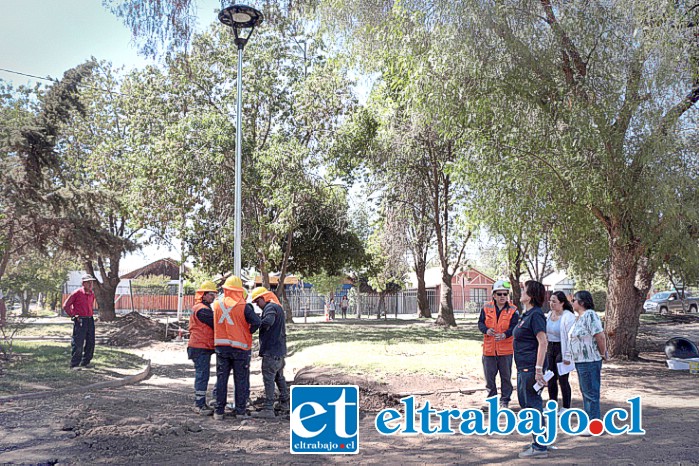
[290, 385, 359, 454]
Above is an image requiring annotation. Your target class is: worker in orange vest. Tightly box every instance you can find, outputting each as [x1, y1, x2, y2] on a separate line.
[478, 279, 520, 409]
[187, 280, 218, 415]
[212, 275, 260, 421]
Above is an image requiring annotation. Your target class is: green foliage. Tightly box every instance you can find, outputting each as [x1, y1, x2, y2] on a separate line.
[364, 207, 408, 294]
[1, 63, 135, 298]
[131, 274, 171, 294]
[118, 10, 362, 281]
[306, 271, 345, 298]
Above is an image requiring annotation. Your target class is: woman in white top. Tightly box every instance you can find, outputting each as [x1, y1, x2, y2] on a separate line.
[567, 290, 608, 422]
[546, 291, 576, 412]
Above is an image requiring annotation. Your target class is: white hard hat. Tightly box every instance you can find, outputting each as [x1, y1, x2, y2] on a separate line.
[492, 279, 511, 293]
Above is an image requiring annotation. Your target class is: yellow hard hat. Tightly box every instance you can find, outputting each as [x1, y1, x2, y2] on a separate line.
[251, 286, 268, 301]
[197, 280, 218, 293]
[224, 275, 243, 288]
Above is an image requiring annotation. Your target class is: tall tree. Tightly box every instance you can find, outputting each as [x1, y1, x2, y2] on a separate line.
[60, 63, 142, 321]
[452, 1, 699, 357]
[1, 64, 130, 300]
[321, 0, 699, 356]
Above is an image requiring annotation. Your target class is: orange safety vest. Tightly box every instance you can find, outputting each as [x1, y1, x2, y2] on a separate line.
[212, 286, 252, 350]
[482, 301, 517, 356]
[188, 291, 214, 350]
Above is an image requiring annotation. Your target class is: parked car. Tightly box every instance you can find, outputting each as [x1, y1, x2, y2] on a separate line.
[643, 291, 699, 314]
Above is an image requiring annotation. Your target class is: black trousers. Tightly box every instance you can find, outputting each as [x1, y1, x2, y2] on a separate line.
[546, 341, 571, 409]
[71, 317, 95, 368]
[482, 354, 513, 403]
[215, 350, 251, 415]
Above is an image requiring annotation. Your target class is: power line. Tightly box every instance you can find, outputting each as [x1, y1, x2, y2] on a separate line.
[0, 67, 58, 83]
[0, 66, 127, 97]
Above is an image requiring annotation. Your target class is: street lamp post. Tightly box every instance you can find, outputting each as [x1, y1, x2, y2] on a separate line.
[218, 4, 263, 277]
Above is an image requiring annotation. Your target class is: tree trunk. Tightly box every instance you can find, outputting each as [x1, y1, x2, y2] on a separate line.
[415, 258, 431, 318]
[20, 290, 32, 316]
[0, 221, 15, 284]
[377, 292, 385, 319]
[49, 292, 59, 312]
[509, 270, 523, 310]
[604, 241, 648, 359]
[261, 264, 270, 289]
[86, 254, 122, 322]
[276, 230, 294, 323]
[435, 271, 456, 327]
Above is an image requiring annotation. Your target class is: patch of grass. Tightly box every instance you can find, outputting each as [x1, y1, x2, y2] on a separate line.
[31, 307, 60, 318]
[16, 323, 73, 337]
[287, 319, 484, 377]
[0, 341, 146, 396]
[640, 313, 671, 323]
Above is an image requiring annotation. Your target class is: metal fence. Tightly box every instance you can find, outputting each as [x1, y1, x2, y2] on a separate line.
[64, 283, 486, 318]
[285, 288, 485, 318]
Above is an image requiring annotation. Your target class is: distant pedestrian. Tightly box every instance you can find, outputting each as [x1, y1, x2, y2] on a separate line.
[187, 280, 218, 416]
[63, 274, 97, 370]
[251, 286, 289, 419]
[213, 275, 260, 420]
[340, 295, 349, 319]
[328, 297, 336, 320]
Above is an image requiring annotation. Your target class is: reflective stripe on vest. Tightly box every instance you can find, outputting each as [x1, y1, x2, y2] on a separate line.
[483, 302, 516, 356]
[214, 338, 249, 349]
[217, 296, 234, 325]
[213, 290, 252, 350]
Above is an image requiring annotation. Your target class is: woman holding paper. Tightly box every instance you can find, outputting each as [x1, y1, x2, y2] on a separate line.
[568, 290, 608, 425]
[514, 280, 549, 459]
[546, 291, 576, 413]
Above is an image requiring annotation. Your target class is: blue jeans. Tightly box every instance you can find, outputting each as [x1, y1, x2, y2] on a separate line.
[261, 355, 288, 410]
[215, 350, 251, 415]
[71, 317, 95, 368]
[576, 359, 602, 420]
[517, 369, 546, 452]
[188, 347, 214, 408]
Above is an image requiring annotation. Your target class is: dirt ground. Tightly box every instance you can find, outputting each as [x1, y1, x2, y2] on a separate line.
[2, 316, 699, 465]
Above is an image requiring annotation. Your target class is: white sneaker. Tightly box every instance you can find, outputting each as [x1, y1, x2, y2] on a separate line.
[558, 407, 569, 416]
[579, 427, 592, 437]
[518, 447, 548, 458]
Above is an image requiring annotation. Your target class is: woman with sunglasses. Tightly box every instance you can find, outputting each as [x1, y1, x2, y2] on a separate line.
[546, 291, 576, 414]
[567, 290, 608, 434]
[514, 280, 549, 459]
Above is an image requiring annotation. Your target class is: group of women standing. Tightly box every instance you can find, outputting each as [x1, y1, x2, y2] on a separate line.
[514, 281, 608, 459]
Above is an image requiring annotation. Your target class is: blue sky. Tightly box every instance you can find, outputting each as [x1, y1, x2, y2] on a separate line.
[0, 0, 223, 85]
[0, 0, 222, 271]
[1, 1, 378, 274]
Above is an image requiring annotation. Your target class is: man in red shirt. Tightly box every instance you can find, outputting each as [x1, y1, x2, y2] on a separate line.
[63, 274, 97, 370]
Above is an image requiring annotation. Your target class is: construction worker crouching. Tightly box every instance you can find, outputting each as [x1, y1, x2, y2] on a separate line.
[250, 286, 289, 419]
[187, 280, 218, 415]
[213, 275, 261, 420]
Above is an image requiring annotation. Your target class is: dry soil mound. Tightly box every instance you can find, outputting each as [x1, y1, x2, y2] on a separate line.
[104, 312, 172, 347]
